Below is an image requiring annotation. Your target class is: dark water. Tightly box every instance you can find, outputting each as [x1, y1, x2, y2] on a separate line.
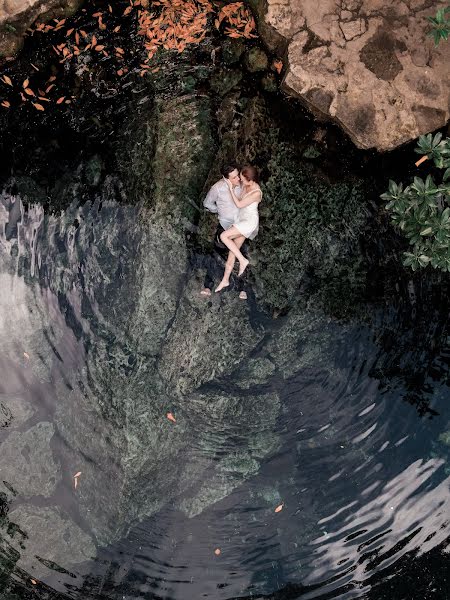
[1, 191, 450, 600]
[1, 3, 450, 598]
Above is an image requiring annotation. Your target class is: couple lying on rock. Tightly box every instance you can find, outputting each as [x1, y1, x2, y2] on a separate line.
[200, 163, 262, 299]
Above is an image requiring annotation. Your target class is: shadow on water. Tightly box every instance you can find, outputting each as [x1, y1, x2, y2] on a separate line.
[1, 5, 450, 600]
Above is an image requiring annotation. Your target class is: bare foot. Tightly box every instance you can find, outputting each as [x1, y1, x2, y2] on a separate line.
[239, 291, 247, 300]
[200, 288, 211, 297]
[238, 258, 249, 276]
[215, 281, 229, 293]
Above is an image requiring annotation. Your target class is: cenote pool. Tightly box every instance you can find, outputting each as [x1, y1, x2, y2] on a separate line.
[1, 4, 450, 599]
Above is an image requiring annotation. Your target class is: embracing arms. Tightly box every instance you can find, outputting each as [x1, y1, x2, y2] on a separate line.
[226, 181, 261, 208]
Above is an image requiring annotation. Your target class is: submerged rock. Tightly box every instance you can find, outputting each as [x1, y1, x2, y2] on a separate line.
[0, 422, 60, 499]
[7, 504, 95, 579]
[0, 395, 34, 429]
[251, 0, 450, 150]
[158, 274, 265, 396]
[244, 47, 269, 73]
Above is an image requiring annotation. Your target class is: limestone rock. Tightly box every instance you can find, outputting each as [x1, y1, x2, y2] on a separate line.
[7, 504, 95, 578]
[251, 0, 450, 150]
[158, 274, 265, 396]
[0, 395, 34, 429]
[0, 0, 83, 57]
[0, 422, 60, 498]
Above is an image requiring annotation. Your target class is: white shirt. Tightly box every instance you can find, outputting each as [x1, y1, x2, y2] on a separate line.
[203, 179, 242, 230]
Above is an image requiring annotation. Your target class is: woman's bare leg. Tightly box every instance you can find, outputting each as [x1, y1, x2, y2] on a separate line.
[215, 235, 245, 292]
[220, 227, 249, 276]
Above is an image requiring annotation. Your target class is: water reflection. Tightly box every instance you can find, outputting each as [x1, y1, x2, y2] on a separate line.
[1, 195, 450, 599]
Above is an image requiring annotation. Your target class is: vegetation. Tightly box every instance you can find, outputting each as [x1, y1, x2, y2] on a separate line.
[382, 134, 450, 271]
[427, 6, 450, 45]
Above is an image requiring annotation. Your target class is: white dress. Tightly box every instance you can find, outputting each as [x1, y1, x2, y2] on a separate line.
[234, 188, 261, 240]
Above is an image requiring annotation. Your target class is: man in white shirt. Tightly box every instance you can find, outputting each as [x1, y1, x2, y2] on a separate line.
[201, 163, 246, 297]
[203, 164, 241, 231]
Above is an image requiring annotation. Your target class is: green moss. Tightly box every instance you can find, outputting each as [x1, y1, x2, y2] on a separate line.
[244, 47, 269, 72]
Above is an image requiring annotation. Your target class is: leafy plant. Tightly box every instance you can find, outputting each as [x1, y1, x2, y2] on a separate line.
[427, 6, 450, 45]
[381, 134, 450, 271]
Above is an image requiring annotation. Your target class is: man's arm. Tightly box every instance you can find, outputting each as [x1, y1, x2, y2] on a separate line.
[203, 184, 219, 213]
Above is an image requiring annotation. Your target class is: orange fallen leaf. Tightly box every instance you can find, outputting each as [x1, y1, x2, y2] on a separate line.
[113, 25, 121, 33]
[66, 28, 74, 36]
[31, 579, 37, 585]
[214, 548, 221, 555]
[47, 75, 56, 83]
[32, 102, 45, 111]
[123, 5, 133, 15]
[167, 412, 176, 423]
[2, 75, 12, 86]
[273, 59, 283, 74]
[415, 155, 428, 167]
[1, 100, 10, 108]
[95, 45, 105, 51]
[117, 69, 124, 76]
[23, 352, 30, 359]
[115, 47, 125, 54]
[91, 34, 97, 46]
[274, 504, 284, 513]
[56, 96, 65, 104]
[22, 78, 29, 89]
[24, 88, 35, 96]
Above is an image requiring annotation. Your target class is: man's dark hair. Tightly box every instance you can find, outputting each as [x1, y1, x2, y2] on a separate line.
[220, 163, 239, 179]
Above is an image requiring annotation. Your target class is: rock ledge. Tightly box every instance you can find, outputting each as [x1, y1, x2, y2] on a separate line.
[252, 0, 450, 151]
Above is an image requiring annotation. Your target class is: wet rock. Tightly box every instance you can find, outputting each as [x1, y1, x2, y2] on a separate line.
[261, 72, 278, 92]
[0, 395, 34, 429]
[177, 390, 280, 516]
[244, 46, 269, 72]
[7, 504, 95, 578]
[85, 154, 103, 187]
[158, 274, 265, 396]
[0, 0, 83, 57]
[210, 67, 243, 96]
[251, 137, 369, 313]
[221, 37, 246, 65]
[438, 431, 450, 447]
[151, 95, 215, 228]
[0, 402, 12, 427]
[179, 452, 260, 518]
[265, 308, 347, 379]
[235, 356, 276, 389]
[0, 422, 60, 498]
[252, 0, 450, 150]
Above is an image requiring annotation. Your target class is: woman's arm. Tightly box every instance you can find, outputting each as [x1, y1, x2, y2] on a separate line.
[228, 184, 261, 208]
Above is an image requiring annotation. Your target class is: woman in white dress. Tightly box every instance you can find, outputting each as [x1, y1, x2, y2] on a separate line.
[215, 165, 262, 293]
